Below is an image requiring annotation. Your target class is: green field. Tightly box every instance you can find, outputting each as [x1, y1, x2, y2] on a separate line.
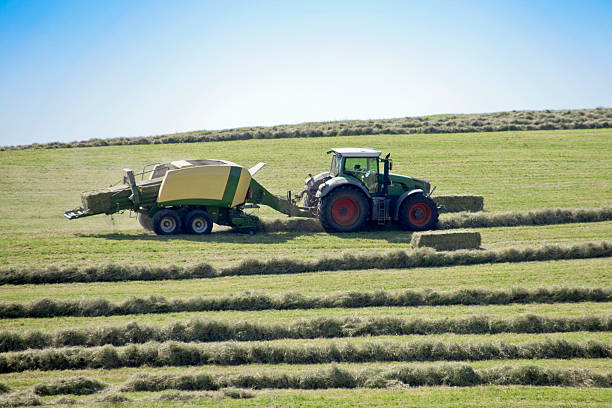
[0, 128, 611, 406]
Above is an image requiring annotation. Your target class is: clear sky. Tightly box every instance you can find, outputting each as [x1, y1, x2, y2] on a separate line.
[0, 0, 611, 146]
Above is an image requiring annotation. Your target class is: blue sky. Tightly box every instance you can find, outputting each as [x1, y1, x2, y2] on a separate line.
[0, 0, 611, 146]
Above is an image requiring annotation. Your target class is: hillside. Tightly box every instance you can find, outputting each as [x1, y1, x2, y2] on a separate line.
[2, 107, 611, 151]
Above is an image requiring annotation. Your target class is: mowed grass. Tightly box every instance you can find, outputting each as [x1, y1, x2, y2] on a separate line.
[0, 128, 611, 268]
[2, 359, 611, 391]
[1, 302, 609, 333]
[1, 221, 611, 269]
[0, 257, 609, 302]
[12, 387, 612, 408]
[1, 128, 611, 407]
[109, 387, 612, 408]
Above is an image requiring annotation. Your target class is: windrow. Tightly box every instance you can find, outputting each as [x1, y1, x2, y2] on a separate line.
[9, 364, 610, 401]
[259, 207, 612, 233]
[120, 364, 612, 390]
[1, 240, 610, 285]
[0, 314, 609, 352]
[1, 287, 609, 319]
[0, 339, 609, 373]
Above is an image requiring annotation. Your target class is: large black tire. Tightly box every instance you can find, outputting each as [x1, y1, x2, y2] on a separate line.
[318, 186, 370, 232]
[137, 213, 154, 231]
[184, 209, 213, 235]
[398, 194, 439, 231]
[152, 209, 182, 235]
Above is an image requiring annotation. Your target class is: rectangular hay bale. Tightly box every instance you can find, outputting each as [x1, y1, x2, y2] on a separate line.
[81, 179, 162, 215]
[411, 230, 481, 251]
[81, 188, 118, 213]
[435, 195, 484, 213]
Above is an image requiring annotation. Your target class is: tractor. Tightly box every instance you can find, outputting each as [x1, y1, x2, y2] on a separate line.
[298, 148, 438, 232]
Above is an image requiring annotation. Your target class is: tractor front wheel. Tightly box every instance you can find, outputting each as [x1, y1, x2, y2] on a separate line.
[318, 186, 370, 232]
[152, 209, 182, 235]
[398, 194, 438, 231]
[184, 209, 213, 235]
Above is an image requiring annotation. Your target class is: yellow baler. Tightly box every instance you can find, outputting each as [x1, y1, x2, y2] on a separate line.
[65, 159, 313, 235]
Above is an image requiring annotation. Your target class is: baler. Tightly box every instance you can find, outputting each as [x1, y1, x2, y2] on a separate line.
[64, 159, 311, 235]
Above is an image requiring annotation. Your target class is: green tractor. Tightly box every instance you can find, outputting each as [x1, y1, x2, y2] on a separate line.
[298, 148, 438, 232]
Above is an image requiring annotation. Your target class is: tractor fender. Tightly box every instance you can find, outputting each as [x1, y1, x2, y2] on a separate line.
[393, 189, 425, 220]
[316, 177, 372, 200]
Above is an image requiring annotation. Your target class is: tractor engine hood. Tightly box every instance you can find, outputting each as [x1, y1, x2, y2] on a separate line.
[389, 173, 431, 194]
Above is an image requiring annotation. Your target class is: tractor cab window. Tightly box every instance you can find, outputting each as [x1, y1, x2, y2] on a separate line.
[343, 157, 379, 193]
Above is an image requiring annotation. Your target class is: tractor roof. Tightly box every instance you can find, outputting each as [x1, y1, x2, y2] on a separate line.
[327, 148, 381, 157]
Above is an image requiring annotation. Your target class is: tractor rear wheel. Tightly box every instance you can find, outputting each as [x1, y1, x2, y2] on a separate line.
[318, 186, 370, 232]
[398, 194, 438, 231]
[152, 209, 182, 235]
[184, 209, 213, 235]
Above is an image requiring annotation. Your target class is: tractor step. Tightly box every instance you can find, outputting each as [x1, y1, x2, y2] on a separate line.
[373, 197, 388, 225]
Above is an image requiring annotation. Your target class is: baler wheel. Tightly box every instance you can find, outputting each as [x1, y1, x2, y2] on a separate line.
[318, 186, 369, 232]
[153, 209, 182, 235]
[137, 213, 154, 231]
[398, 194, 439, 231]
[184, 209, 213, 235]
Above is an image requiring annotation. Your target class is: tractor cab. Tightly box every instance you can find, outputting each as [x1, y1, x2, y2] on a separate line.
[328, 148, 388, 195]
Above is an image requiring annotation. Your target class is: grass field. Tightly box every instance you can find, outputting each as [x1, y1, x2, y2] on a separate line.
[0, 127, 610, 406]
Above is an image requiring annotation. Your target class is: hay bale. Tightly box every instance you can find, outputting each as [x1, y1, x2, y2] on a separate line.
[81, 180, 161, 214]
[435, 195, 484, 212]
[81, 189, 115, 213]
[411, 230, 481, 251]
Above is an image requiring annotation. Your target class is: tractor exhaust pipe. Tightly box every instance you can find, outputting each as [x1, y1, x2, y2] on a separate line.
[382, 153, 391, 196]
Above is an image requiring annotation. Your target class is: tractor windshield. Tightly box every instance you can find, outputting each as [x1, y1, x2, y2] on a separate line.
[343, 157, 379, 193]
[330, 154, 341, 177]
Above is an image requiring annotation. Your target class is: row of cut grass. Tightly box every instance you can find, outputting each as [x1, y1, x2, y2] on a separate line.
[119, 364, 612, 390]
[6, 108, 609, 151]
[5, 380, 612, 408]
[258, 206, 612, 233]
[5, 375, 612, 408]
[4, 359, 612, 389]
[3, 330, 608, 353]
[1, 338, 609, 373]
[1, 286, 608, 319]
[1, 313, 609, 350]
[1, 221, 610, 271]
[2, 302, 609, 333]
[1, 258, 608, 302]
[1, 240, 610, 285]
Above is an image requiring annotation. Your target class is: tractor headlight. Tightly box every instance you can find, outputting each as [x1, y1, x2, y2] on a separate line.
[423, 181, 431, 194]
